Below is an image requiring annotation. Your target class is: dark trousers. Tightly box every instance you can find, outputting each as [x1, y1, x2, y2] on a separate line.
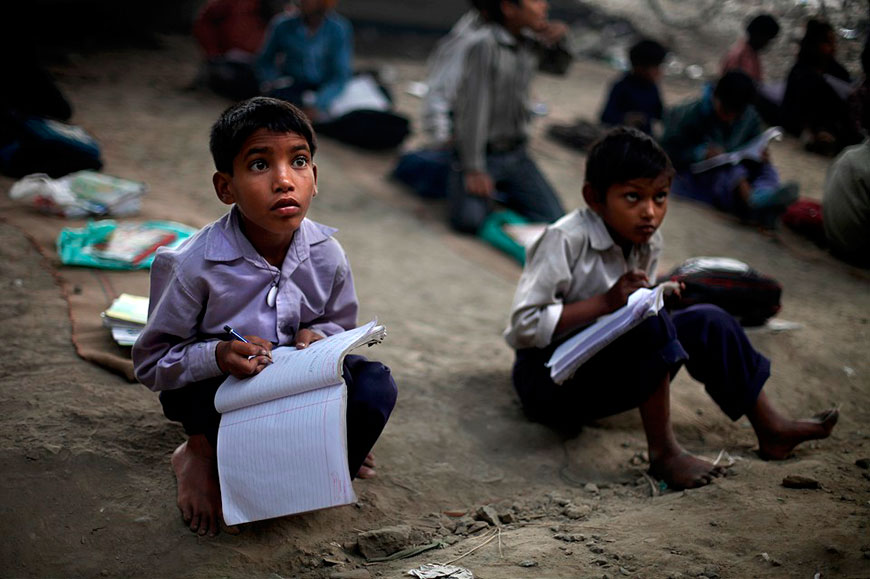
[447, 147, 566, 234]
[159, 355, 397, 478]
[512, 304, 770, 432]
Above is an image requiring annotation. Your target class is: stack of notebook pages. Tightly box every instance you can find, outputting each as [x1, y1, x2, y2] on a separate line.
[547, 282, 680, 384]
[101, 293, 149, 346]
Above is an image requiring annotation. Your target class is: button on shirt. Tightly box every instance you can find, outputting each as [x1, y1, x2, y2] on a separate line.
[504, 208, 662, 350]
[132, 207, 358, 392]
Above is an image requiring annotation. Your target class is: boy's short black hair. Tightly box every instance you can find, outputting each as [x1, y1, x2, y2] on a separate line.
[746, 14, 780, 44]
[209, 97, 317, 174]
[629, 39, 667, 69]
[713, 70, 757, 114]
[480, 0, 518, 24]
[585, 127, 674, 203]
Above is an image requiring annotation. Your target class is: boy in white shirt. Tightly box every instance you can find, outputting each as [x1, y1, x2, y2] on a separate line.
[505, 127, 838, 490]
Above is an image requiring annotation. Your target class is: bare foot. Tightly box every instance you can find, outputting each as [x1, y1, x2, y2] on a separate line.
[170, 435, 223, 536]
[756, 408, 839, 460]
[356, 452, 377, 479]
[648, 450, 726, 490]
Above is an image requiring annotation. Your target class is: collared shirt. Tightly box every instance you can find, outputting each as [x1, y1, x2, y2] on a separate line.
[132, 207, 357, 392]
[504, 208, 662, 350]
[421, 10, 486, 146]
[256, 11, 353, 111]
[453, 23, 540, 172]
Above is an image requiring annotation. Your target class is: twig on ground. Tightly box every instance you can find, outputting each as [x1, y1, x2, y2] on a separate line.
[442, 529, 499, 565]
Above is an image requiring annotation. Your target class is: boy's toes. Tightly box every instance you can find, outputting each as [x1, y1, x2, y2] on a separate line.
[356, 465, 377, 479]
[189, 513, 202, 533]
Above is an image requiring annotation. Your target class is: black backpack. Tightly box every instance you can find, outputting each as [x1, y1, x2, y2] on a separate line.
[660, 257, 782, 326]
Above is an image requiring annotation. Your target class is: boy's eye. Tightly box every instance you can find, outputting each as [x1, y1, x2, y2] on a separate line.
[654, 191, 669, 203]
[292, 156, 309, 168]
[250, 159, 268, 171]
[624, 192, 639, 202]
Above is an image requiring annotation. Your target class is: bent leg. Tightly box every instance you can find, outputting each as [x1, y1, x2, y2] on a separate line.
[512, 312, 688, 431]
[672, 304, 837, 457]
[343, 355, 398, 478]
[672, 304, 770, 420]
[641, 374, 726, 489]
[497, 149, 565, 223]
[159, 379, 224, 535]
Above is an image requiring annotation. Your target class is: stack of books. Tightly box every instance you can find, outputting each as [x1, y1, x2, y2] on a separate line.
[88, 223, 177, 266]
[101, 293, 149, 346]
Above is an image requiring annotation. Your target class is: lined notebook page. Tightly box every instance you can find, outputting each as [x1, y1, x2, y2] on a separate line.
[215, 320, 381, 413]
[217, 383, 355, 525]
[547, 283, 678, 384]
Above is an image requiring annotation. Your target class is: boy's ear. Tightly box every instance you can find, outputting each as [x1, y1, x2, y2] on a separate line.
[213, 172, 235, 205]
[312, 163, 318, 196]
[583, 183, 603, 213]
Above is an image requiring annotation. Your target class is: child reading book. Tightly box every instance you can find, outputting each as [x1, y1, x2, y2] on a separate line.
[132, 97, 397, 536]
[504, 127, 838, 490]
[661, 71, 799, 226]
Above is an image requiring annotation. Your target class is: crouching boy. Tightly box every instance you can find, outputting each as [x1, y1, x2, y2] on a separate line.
[133, 97, 397, 535]
[504, 127, 837, 490]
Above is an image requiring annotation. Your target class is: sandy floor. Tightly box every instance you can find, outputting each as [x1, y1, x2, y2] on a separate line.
[1, 33, 869, 579]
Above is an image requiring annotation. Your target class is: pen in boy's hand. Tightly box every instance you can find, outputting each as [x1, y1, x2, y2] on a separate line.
[223, 324, 271, 363]
[223, 325, 249, 343]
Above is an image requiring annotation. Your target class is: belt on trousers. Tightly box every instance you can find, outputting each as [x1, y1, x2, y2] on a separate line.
[486, 137, 527, 154]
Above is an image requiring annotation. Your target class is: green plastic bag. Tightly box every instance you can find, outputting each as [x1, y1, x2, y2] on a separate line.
[57, 219, 197, 269]
[477, 209, 531, 265]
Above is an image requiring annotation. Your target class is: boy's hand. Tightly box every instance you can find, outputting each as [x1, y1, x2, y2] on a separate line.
[215, 336, 273, 378]
[605, 270, 650, 311]
[664, 281, 686, 309]
[534, 20, 568, 46]
[294, 328, 324, 349]
[465, 171, 494, 197]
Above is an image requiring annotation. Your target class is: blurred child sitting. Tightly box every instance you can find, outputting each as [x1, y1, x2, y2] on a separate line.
[720, 13, 781, 125]
[599, 39, 667, 135]
[257, 0, 352, 122]
[505, 127, 838, 490]
[721, 14, 779, 84]
[661, 71, 798, 225]
[193, 0, 280, 100]
[781, 19, 860, 155]
[448, 0, 572, 234]
[132, 97, 397, 536]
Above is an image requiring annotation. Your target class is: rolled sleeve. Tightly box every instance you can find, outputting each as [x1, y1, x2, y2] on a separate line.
[504, 229, 574, 350]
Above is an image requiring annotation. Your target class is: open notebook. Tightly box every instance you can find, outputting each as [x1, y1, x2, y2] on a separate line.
[690, 126, 783, 174]
[547, 282, 679, 384]
[214, 320, 386, 525]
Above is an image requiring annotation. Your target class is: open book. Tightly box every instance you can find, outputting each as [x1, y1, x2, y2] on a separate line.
[547, 282, 679, 384]
[214, 320, 386, 525]
[690, 126, 783, 174]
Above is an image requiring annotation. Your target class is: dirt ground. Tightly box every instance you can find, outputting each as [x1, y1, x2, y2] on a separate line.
[1, 28, 869, 579]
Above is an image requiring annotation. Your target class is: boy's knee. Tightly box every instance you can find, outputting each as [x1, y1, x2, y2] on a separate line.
[347, 358, 398, 412]
[675, 303, 742, 335]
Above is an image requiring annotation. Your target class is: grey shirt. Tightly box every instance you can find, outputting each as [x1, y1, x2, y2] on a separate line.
[504, 208, 663, 350]
[823, 139, 870, 259]
[453, 23, 571, 172]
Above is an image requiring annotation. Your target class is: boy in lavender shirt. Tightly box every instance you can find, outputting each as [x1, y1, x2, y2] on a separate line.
[132, 97, 397, 536]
